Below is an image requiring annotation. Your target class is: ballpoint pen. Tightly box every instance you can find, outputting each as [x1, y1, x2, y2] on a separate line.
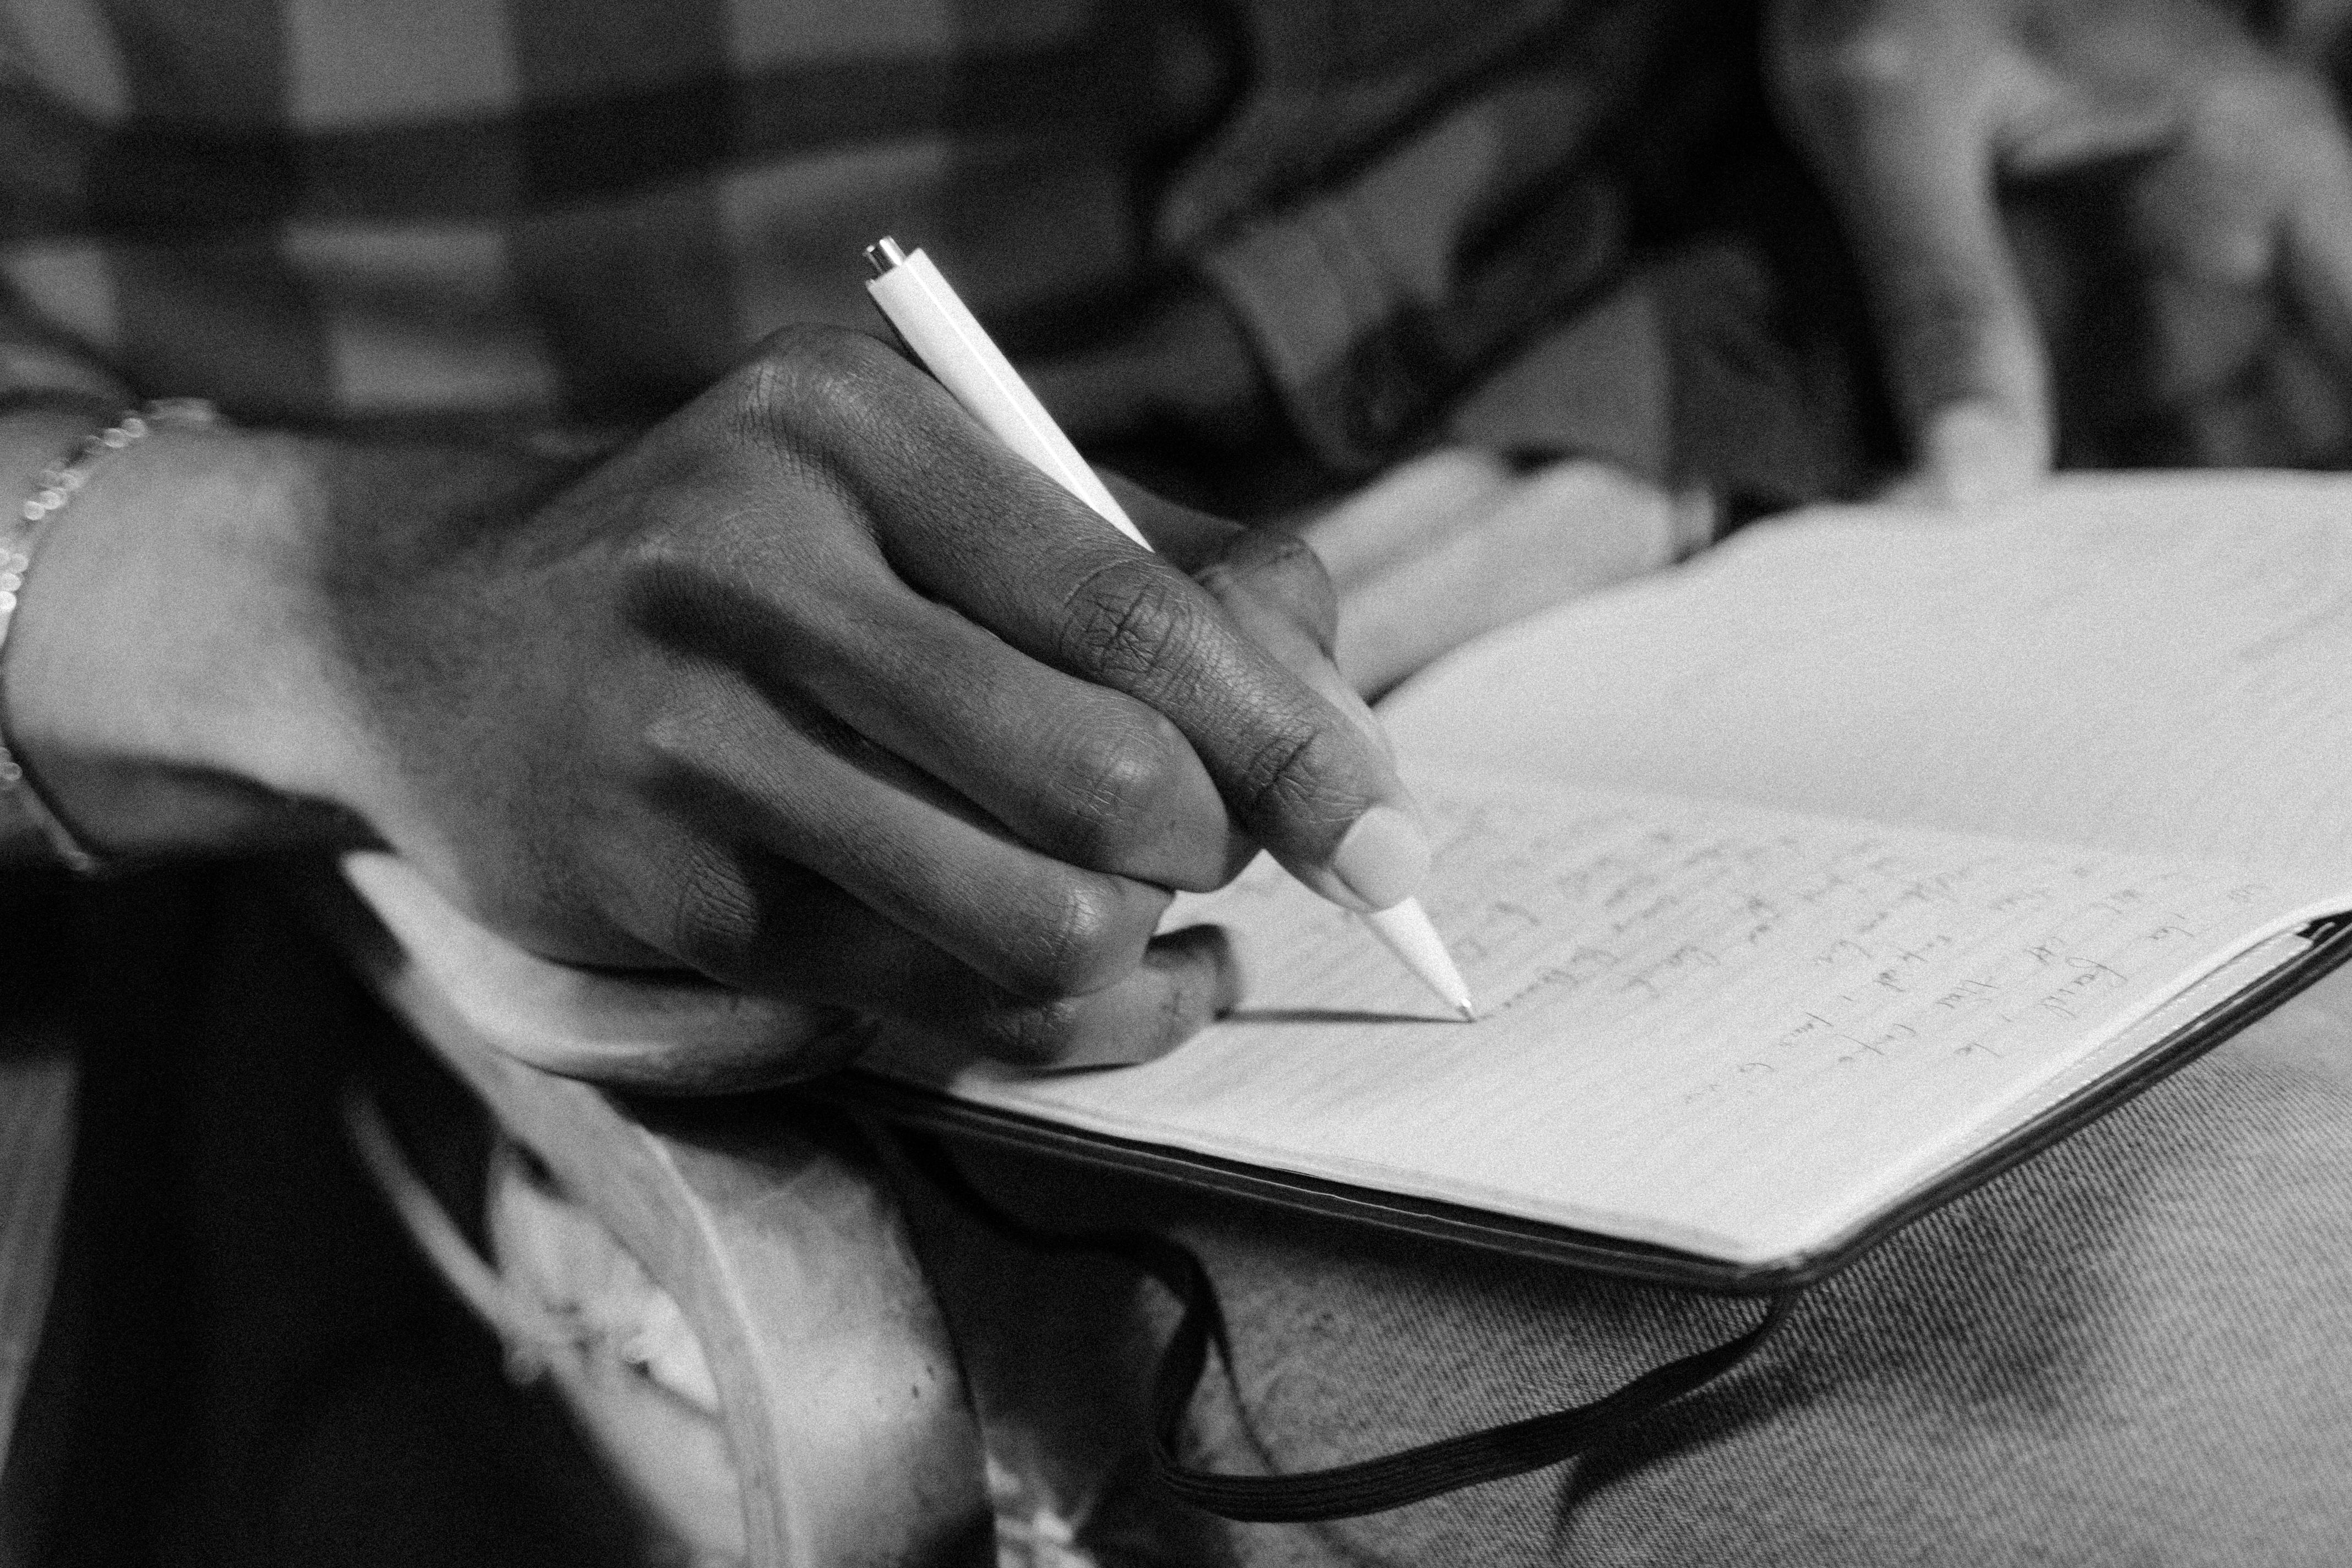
[864, 236, 1474, 1020]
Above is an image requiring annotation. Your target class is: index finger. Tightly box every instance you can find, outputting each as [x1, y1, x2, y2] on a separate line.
[809, 363, 1431, 913]
[927, 461, 1428, 912]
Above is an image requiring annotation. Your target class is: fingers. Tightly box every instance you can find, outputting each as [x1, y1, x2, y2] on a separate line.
[751, 338, 1429, 912]
[959, 526, 1426, 911]
[1189, 526, 1393, 750]
[1285, 449, 1520, 598]
[1773, 7, 2051, 505]
[1111, 475, 1356, 717]
[646, 674, 1182, 1003]
[1117, 476, 1394, 837]
[648, 844, 1236, 1068]
[648, 326, 1426, 1066]
[1306, 458, 1694, 700]
[714, 558, 1243, 893]
[1101, 471, 1247, 570]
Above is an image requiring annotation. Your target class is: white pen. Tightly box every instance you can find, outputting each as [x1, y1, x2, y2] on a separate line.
[864, 236, 1475, 1021]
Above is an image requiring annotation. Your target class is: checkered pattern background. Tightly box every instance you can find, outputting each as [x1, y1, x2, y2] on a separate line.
[0, 0, 1705, 445]
[0, 0, 1232, 424]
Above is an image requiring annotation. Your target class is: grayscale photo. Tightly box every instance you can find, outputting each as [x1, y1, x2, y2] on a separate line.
[5, 1, 2352, 1564]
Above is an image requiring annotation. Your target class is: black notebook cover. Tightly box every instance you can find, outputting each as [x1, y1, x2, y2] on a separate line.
[816, 913, 2352, 1295]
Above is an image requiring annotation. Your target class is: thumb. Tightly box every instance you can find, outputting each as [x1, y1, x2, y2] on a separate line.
[1192, 526, 1395, 763]
[1114, 470, 1396, 760]
[1107, 474, 1410, 881]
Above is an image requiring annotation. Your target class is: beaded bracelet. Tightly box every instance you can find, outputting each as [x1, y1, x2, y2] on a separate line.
[0, 397, 222, 873]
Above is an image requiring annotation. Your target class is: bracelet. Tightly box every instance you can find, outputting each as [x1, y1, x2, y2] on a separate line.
[0, 397, 222, 873]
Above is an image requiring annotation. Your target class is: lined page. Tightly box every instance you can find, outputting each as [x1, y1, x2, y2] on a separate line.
[1384, 473, 2352, 881]
[878, 778, 2341, 1264]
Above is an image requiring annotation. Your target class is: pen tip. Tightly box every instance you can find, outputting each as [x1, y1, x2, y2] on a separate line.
[1456, 1002, 1478, 1023]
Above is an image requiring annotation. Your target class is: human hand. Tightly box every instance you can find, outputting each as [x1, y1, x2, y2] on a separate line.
[1769, 0, 2352, 496]
[326, 447, 1702, 1089]
[399, 330, 1427, 1075]
[1291, 451, 1710, 700]
[5, 330, 1421, 1079]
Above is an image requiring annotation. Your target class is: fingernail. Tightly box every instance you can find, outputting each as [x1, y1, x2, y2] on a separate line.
[1329, 805, 1432, 913]
[1925, 403, 2042, 512]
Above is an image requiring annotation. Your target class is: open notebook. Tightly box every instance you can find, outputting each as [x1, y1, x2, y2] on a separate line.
[849, 473, 2352, 1288]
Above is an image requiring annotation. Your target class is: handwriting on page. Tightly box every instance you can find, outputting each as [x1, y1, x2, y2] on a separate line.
[1198, 786, 2260, 1094]
[965, 777, 2305, 1260]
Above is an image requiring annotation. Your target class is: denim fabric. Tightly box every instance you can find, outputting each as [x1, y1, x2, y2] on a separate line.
[914, 959, 2352, 1567]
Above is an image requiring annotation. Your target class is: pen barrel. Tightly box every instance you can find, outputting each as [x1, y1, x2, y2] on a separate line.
[863, 239, 1469, 1018]
[867, 250, 1149, 549]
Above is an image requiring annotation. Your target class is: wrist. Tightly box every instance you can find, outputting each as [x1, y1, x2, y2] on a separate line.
[0, 411, 582, 861]
[0, 410, 373, 858]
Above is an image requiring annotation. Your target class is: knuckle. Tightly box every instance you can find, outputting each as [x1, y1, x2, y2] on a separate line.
[1003, 878, 1140, 1001]
[1059, 558, 1199, 690]
[613, 535, 747, 644]
[1055, 713, 1191, 861]
[639, 703, 706, 771]
[733, 324, 902, 447]
[1238, 722, 1347, 827]
[752, 321, 894, 391]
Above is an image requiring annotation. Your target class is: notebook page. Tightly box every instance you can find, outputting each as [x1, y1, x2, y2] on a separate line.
[1381, 473, 2352, 881]
[876, 778, 2341, 1264]
[1849, 926, 2315, 1243]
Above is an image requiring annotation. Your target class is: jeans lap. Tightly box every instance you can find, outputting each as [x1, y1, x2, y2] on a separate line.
[1161, 969, 2352, 1566]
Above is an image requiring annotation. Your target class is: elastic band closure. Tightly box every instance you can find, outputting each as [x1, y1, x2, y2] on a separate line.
[890, 1129, 1793, 1523]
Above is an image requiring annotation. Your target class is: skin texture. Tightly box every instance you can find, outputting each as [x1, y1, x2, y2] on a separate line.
[2, 327, 1422, 1077]
[1771, 0, 2352, 497]
[15, 3, 2352, 1086]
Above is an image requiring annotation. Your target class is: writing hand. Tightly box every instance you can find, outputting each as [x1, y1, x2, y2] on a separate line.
[337, 329, 1431, 1070]
[6, 329, 1423, 1080]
